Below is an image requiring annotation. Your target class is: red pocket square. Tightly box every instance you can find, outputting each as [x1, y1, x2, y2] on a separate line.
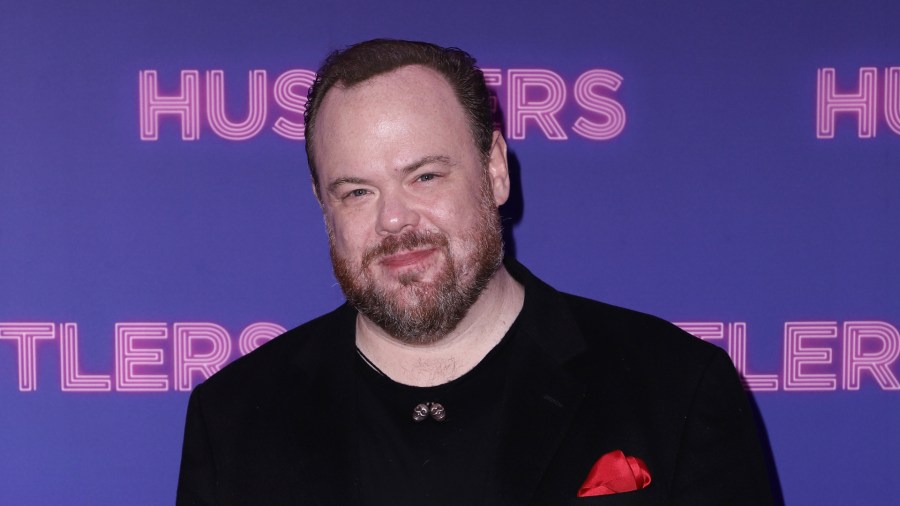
[577, 449, 652, 497]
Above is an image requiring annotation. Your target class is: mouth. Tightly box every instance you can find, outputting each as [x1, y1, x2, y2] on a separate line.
[379, 247, 439, 269]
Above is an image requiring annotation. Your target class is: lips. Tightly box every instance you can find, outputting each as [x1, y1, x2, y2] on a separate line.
[360, 230, 450, 270]
[379, 247, 438, 269]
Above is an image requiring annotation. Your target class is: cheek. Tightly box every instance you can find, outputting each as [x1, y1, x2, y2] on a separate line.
[329, 215, 371, 258]
[440, 208, 483, 253]
[428, 183, 485, 227]
[426, 205, 454, 225]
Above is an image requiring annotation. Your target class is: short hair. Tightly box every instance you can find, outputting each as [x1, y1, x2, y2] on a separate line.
[304, 39, 495, 194]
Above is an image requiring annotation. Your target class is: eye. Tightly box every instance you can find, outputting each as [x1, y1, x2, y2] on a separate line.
[343, 188, 370, 199]
[416, 173, 437, 182]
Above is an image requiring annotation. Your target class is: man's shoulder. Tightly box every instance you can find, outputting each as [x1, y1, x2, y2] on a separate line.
[555, 291, 726, 379]
[506, 258, 722, 371]
[564, 293, 708, 352]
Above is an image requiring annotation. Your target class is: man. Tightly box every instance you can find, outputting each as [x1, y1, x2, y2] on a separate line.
[177, 39, 774, 505]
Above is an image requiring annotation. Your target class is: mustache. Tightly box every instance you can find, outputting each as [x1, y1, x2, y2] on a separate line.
[361, 231, 449, 268]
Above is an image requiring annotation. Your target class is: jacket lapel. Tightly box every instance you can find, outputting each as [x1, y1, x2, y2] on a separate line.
[484, 259, 589, 505]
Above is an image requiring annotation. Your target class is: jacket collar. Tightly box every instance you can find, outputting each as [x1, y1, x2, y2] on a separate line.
[503, 257, 587, 364]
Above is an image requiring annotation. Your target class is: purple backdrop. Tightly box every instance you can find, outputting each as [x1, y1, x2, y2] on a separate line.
[2, 1, 898, 504]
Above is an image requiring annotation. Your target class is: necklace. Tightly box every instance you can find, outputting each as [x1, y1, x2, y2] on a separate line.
[355, 346, 387, 377]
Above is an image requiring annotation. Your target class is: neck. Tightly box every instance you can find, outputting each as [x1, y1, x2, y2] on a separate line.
[355, 265, 525, 387]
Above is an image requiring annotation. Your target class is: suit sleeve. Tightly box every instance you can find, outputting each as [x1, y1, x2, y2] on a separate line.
[176, 383, 218, 505]
[670, 349, 775, 506]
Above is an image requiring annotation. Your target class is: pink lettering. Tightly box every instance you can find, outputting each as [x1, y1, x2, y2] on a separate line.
[206, 70, 268, 141]
[842, 321, 900, 390]
[727, 322, 779, 391]
[784, 322, 838, 391]
[138, 68, 630, 142]
[884, 67, 900, 135]
[0, 323, 55, 391]
[572, 70, 626, 140]
[173, 323, 232, 391]
[139, 70, 200, 140]
[59, 323, 112, 392]
[238, 322, 286, 356]
[676, 322, 778, 391]
[816, 67, 877, 139]
[114, 323, 169, 392]
[507, 69, 567, 140]
[272, 69, 315, 140]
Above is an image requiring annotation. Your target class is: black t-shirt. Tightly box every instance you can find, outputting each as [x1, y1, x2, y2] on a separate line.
[355, 322, 518, 506]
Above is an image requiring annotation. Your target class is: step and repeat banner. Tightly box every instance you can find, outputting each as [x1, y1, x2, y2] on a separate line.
[2, 1, 898, 504]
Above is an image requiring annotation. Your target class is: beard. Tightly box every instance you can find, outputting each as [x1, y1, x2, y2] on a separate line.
[329, 178, 504, 345]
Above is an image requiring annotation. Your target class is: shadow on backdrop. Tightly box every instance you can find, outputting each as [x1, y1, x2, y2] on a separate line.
[493, 91, 523, 259]
[500, 149, 524, 259]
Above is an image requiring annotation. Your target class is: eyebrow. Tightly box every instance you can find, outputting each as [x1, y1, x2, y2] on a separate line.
[325, 154, 454, 195]
[400, 154, 453, 175]
[326, 176, 369, 195]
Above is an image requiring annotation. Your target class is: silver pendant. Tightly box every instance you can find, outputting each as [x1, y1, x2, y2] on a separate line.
[412, 402, 446, 422]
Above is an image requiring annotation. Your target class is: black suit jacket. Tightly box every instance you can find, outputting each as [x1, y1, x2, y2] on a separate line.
[177, 259, 773, 505]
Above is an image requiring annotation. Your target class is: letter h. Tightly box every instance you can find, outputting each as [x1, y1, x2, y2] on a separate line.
[816, 67, 877, 139]
[139, 70, 200, 140]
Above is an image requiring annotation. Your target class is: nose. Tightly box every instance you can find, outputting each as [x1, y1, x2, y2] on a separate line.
[376, 190, 420, 235]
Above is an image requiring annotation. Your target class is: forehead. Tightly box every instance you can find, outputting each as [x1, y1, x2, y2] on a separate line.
[313, 65, 474, 173]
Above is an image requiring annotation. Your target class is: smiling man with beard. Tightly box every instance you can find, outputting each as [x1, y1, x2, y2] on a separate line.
[177, 40, 774, 505]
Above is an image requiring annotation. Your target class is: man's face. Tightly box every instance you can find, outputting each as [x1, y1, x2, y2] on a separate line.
[312, 65, 508, 345]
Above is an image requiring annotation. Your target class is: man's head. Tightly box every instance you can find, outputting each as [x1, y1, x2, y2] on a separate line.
[304, 39, 495, 197]
[305, 39, 510, 345]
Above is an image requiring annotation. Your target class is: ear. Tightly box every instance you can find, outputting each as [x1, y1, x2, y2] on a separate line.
[311, 180, 324, 208]
[486, 131, 510, 206]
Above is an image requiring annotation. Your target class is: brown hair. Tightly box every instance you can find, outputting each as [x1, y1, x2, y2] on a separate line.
[304, 39, 494, 193]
